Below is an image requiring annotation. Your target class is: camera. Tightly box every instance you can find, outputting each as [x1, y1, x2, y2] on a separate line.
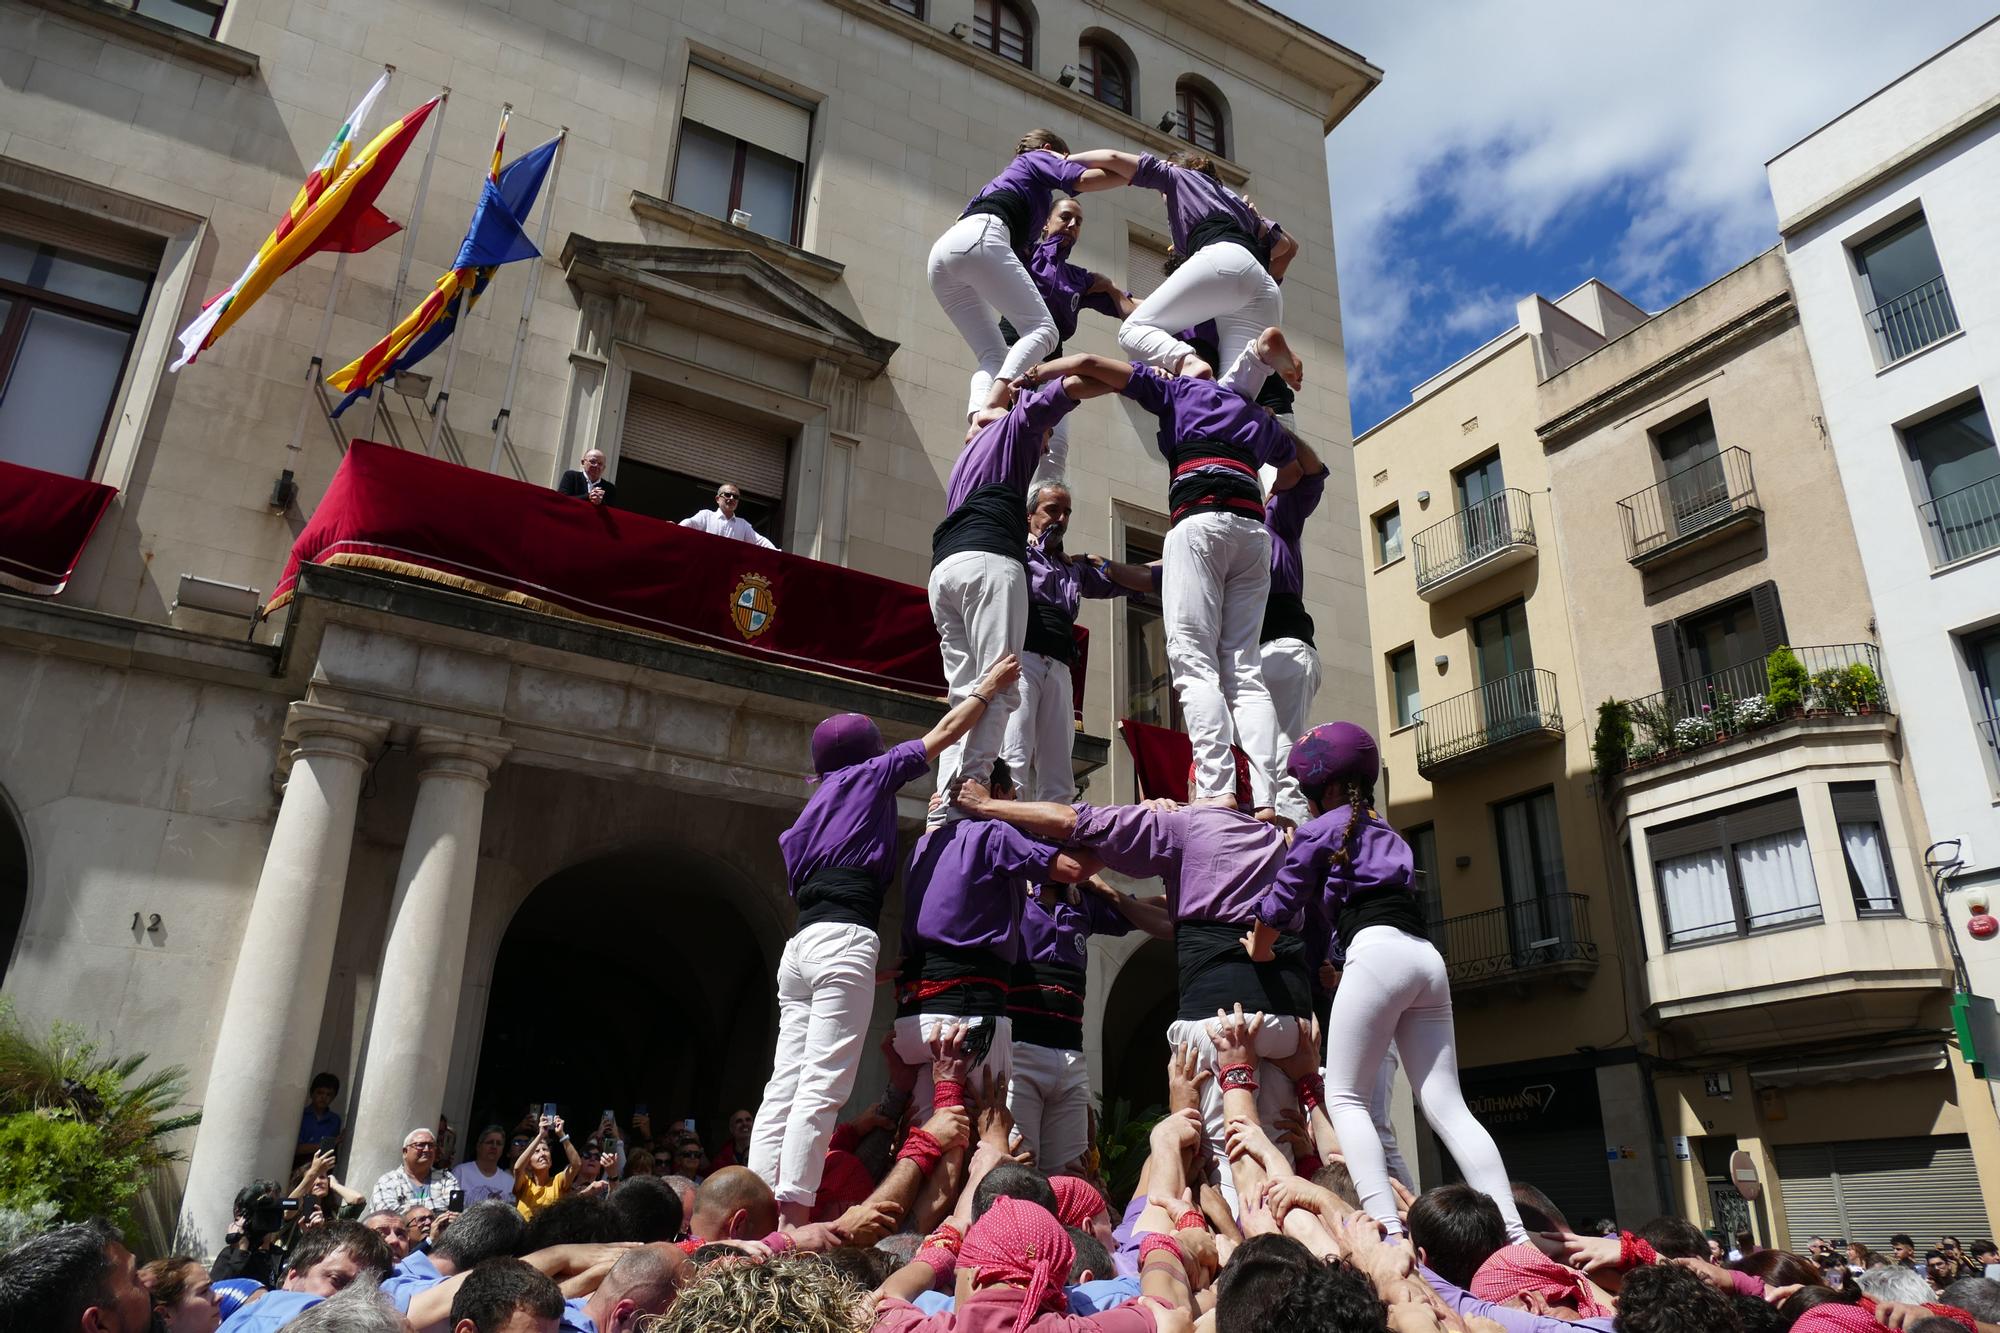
[447, 1188, 464, 1213]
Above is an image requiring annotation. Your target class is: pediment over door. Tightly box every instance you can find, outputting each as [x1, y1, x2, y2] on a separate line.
[561, 236, 897, 379]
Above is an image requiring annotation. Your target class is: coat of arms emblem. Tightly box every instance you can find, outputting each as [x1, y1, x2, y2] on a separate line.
[731, 573, 776, 639]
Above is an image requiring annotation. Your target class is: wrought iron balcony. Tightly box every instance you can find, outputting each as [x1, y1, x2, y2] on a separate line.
[1414, 667, 1563, 776]
[1918, 473, 2000, 568]
[1865, 274, 1960, 365]
[1608, 643, 1889, 774]
[1618, 447, 1761, 565]
[1435, 893, 1598, 993]
[1411, 489, 1536, 601]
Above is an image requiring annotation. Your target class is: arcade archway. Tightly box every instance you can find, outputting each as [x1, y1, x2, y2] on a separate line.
[0, 790, 24, 988]
[465, 845, 783, 1139]
[1098, 937, 1177, 1118]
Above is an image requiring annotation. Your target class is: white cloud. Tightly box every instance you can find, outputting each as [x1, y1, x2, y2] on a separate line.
[1276, 0, 1996, 424]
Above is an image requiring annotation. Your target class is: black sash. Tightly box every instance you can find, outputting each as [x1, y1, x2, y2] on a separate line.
[1024, 601, 1076, 663]
[932, 482, 1029, 568]
[1167, 439, 1264, 527]
[897, 945, 1013, 1018]
[1175, 920, 1312, 1022]
[1185, 215, 1273, 272]
[1008, 960, 1087, 1051]
[1336, 887, 1430, 955]
[1260, 591, 1316, 648]
[962, 190, 1034, 258]
[795, 866, 885, 932]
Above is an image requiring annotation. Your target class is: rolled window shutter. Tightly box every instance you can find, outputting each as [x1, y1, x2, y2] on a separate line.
[0, 201, 160, 271]
[1829, 780, 1884, 825]
[1720, 791, 1806, 844]
[1652, 621, 1684, 695]
[682, 64, 810, 163]
[1127, 237, 1169, 298]
[621, 384, 790, 500]
[1750, 581, 1788, 654]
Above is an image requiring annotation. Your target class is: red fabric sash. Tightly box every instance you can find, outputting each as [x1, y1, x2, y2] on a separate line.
[0, 461, 116, 596]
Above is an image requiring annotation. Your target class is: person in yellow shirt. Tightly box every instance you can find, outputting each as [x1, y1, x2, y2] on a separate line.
[512, 1114, 581, 1219]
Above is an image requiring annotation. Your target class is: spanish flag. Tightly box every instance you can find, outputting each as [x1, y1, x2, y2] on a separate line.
[328, 116, 557, 416]
[172, 78, 439, 371]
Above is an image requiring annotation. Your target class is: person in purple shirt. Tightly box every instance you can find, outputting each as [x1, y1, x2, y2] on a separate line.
[951, 785, 1311, 1202]
[1243, 722, 1527, 1246]
[1260, 450, 1328, 823]
[1017, 351, 1320, 818]
[1093, 149, 1299, 400]
[926, 128, 1135, 421]
[1000, 480, 1155, 807]
[929, 371, 1122, 821]
[744, 662, 1017, 1225]
[891, 762, 1094, 1118]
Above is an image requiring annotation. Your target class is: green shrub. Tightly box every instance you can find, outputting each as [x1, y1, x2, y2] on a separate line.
[1842, 662, 1886, 710]
[1593, 699, 1633, 777]
[1766, 646, 1808, 714]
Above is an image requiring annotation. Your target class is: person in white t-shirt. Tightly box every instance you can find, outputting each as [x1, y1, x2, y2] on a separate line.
[679, 482, 777, 549]
[456, 1124, 514, 1207]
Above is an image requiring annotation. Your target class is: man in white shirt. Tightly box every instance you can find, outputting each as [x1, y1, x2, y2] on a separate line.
[680, 482, 776, 549]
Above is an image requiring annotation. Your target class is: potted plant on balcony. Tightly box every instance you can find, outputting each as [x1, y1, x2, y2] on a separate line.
[1729, 693, 1774, 731]
[1673, 708, 1720, 750]
[1626, 698, 1675, 767]
[1841, 662, 1886, 714]
[1592, 699, 1632, 777]
[1806, 667, 1846, 717]
[1766, 646, 1808, 718]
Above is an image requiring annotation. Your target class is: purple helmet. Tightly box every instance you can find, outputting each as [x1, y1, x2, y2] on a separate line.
[811, 713, 884, 775]
[1287, 721, 1379, 791]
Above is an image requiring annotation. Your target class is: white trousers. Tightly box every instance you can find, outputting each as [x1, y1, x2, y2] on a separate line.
[1162, 512, 1279, 807]
[999, 650, 1076, 803]
[892, 1013, 1013, 1120]
[1119, 242, 1281, 396]
[1166, 1014, 1300, 1209]
[745, 922, 879, 1207]
[1260, 637, 1322, 824]
[929, 214, 1059, 419]
[1322, 926, 1526, 1241]
[929, 551, 1027, 806]
[1007, 1042, 1093, 1174]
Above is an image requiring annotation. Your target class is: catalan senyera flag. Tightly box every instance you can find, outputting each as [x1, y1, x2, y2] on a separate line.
[328, 122, 558, 417]
[171, 78, 440, 371]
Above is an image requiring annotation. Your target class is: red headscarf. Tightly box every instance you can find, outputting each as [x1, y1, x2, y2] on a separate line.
[1469, 1245, 1614, 1319]
[1792, 1305, 1892, 1332]
[1049, 1175, 1106, 1230]
[960, 1198, 1073, 1333]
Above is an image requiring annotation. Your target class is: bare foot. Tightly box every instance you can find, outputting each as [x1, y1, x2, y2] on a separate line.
[1255, 326, 1304, 389]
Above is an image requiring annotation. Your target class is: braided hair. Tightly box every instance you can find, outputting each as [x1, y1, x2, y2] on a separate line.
[1300, 777, 1373, 878]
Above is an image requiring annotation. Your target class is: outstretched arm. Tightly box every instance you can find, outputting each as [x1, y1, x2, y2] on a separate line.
[1087, 271, 1140, 318]
[921, 655, 1020, 761]
[1091, 877, 1174, 941]
[1021, 352, 1132, 393]
[952, 791, 1079, 841]
[1067, 148, 1143, 182]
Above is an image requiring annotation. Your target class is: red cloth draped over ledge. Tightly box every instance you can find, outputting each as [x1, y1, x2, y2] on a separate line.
[1118, 718, 1250, 802]
[272, 441, 1087, 708]
[0, 460, 117, 596]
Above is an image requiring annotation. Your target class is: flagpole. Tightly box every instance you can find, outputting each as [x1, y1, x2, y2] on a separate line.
[428, 103, 510, 458]
[488, 127, 566, 473]
[364, 84, 450, 444]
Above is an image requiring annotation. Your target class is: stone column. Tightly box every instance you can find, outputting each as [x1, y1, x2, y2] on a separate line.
[347, 727, 511, 1187]
[178, 703, 389, 1252]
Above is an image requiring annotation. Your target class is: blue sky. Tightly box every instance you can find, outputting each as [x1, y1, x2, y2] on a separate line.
[1270, 2, 1998, 432]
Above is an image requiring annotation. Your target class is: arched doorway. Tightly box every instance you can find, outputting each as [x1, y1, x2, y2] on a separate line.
[465, 844, 783, 1144]
[1098, 937, 1177, 1119]
[0, 790, 24, 988]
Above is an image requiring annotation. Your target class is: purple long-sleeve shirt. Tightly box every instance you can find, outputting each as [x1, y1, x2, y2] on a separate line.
[946, 381, 1079, 511]
[1068, 802, 1286, 927]
[779, 739, 928, 896]
[1266, 468, 1325, 597]
[1018, 884, 1131, 967]
[1026, 233, 1122, 342]
[1251, 804, 1415, 934]
[1026, 532, 1124, 617]
[901, 819, 1062, 960]
[1128, 153, 1279, 255]
[964, 151, 1088, 252]
[1120, 362, 1296, 468]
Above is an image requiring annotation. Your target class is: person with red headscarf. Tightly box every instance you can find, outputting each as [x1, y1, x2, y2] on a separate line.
[746, 660, 1018, 1228]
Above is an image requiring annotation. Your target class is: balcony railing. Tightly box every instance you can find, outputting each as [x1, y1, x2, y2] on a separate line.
[1415, 667, 1562, 775]
[1979, 717, 2000, 780]
[1610, 643, 1888, 773]
[1436, 893, 1598, 989]
[1411, 489, 1536, 596]
[1866, 274, 1960, 364]
[1618, 448, 1760, 563]
[1918, 473, 2000, 567]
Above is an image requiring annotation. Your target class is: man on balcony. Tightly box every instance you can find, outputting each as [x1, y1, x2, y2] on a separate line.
[555, 449, 616, 507]
[682, 482, 777, 549]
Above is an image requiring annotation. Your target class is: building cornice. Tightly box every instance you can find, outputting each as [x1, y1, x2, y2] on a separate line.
[1773, 91, 2000, 237]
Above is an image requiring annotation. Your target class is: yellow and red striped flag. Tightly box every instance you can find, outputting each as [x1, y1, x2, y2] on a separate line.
[172, 78, 439, 371]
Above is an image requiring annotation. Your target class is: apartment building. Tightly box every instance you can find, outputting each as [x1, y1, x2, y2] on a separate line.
[0, 0, 1380, 1246]
[1536, 245, 1998, 1246]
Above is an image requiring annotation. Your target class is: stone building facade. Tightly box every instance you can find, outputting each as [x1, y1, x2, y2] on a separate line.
[0, 0, 1380, 1247]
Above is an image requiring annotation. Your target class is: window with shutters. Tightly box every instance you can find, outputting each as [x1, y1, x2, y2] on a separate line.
[1831, 781, 1901, 916]
[1388, 645, 1420, 729]
[1127, 235, 1170, 301]
[1174, 79, 1226, 157]
[126, 0, 224, 36]
[670, 64, 812, 246]
[1077, 35, 1133, 114]
[973, 0, 1032, 66]
[1900, 396, 1999, 567]
[1965, 626, 2000, 791]
[1646, 790, 1822, 948]
[1775, 1135, 1984, 1251]
[1374, 506, 1403, 566]
[0, 219, 157, 479]
[618, 383, 790, 542]
[1649, 582, 1787, 703]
